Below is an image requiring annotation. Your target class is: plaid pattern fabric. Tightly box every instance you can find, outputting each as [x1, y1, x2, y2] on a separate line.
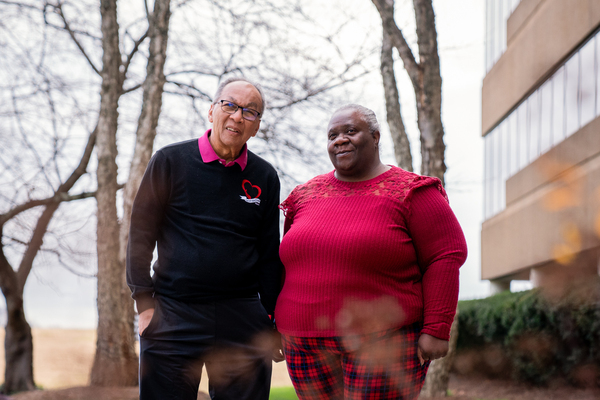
[282, 323, 429, 400]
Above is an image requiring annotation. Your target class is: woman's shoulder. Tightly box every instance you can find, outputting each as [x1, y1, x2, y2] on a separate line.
[279, 171, 334, 217]
[291, 171, 334, 195]
[378, 166, 447, 202]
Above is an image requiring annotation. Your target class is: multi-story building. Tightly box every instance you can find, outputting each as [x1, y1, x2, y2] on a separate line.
[482, 0, 600, 294]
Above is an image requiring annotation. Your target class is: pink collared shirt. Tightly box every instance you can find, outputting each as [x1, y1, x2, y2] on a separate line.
[198, 129, 248, 170]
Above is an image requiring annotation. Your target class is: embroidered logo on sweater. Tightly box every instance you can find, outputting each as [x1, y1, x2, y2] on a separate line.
[240, 179, 261, 206]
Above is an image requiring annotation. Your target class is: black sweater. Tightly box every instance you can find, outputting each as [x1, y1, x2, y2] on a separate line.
[126, 139, 283, 315]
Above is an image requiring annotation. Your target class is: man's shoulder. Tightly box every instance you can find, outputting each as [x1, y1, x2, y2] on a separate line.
[247, 150, 277, 175]
[156, 138, 198, 158]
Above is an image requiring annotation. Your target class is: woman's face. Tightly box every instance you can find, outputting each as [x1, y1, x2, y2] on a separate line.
[327, 109, 379, 180]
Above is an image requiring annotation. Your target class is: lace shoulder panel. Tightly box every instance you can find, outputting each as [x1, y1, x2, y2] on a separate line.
[279, 173, 332, 219]
[279, 168, 447, 219]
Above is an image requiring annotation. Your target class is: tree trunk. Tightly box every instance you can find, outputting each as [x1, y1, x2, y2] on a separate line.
[380, 27, 413, 172]
[419, 310, 459, 398]
[0, 244, 34, 394]
[3, 296, 35, 394]
[373, 0, 446, 185]
[117, 0, 171, 369]
[91, 0, 138, 386]
[413, 0, 446, 185]
[119, 0, 171, 285]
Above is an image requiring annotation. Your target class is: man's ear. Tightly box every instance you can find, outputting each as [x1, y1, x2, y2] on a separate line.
[208, 104, 214, 123]
[251, 121, 261, 137]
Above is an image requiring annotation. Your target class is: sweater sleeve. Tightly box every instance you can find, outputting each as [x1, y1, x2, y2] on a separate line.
[405, 183, 467, 340]
[256, 172, 284, 316]
[126, 151, 171, 313]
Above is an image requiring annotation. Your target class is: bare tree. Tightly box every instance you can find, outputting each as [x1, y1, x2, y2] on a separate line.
[371, 0, 454, 396]
[111, 0, 172, 386]
[0, 1, 101, 391]
[372, 0, 446, 185]
[0, 130, 96, 392]
[90, 0, 138, 385]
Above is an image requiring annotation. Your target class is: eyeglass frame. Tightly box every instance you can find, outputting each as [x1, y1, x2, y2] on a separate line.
[216, 100, 262, 121]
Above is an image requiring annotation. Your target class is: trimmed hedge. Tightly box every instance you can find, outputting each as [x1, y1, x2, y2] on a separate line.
[456, 278, 600, 386]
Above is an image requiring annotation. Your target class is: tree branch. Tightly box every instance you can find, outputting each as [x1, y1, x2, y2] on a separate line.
[0, 191, 96, 226]
[0, 0, 39, 10]
[49, 1, 101, 76]
[380, 27, 413, 171]
[37, 247, 97, 278]
[0, 123, 97, 226]
[268, 69, 371, 111]
[123, 83, 143, 94]
[371, 0, 421, 87]
[122, 29, 149, 78]
[165, 80, 212, 102]
[166, 69, 220, 78]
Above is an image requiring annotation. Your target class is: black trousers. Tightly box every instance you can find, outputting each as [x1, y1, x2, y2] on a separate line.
[139, 295, 273, 400]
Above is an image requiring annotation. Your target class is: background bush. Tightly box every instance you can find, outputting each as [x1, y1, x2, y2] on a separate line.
[456, 278, 600, 387]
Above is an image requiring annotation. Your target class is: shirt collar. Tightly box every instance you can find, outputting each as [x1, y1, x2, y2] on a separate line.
[198, 129, 248, 170]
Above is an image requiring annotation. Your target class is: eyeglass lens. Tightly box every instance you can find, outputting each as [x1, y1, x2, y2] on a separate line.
[220, 101, 259, 121]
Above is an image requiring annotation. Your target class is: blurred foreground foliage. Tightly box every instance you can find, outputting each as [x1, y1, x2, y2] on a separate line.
[456, 277, 600, 387]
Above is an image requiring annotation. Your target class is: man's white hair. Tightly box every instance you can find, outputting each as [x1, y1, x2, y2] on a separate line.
[213, 76, 266, 114]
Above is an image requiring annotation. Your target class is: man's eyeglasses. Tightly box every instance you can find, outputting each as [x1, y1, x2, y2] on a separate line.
[217, 100, 261, 121]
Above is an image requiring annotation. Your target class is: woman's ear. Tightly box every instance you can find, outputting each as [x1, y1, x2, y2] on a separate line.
[373, 129, 381, 146]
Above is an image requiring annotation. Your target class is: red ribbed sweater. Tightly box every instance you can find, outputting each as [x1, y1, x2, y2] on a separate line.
[275, 167, 467, 340]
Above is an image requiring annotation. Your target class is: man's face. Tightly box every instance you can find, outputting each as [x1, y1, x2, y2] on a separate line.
[208, 81, 262, 156]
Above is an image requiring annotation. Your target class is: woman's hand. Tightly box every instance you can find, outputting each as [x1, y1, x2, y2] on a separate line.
[417, 333, 449, 365]
[271, 330, 286, 363]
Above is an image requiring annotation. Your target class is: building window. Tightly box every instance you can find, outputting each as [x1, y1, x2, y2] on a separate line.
[580, 37, 596, 127]
[483, 30, 600, 219]
[565, 52, 580, 137]
[552, 66, 566, 146]
[539, 80, 552, 154]
[485, 0, 522, 72]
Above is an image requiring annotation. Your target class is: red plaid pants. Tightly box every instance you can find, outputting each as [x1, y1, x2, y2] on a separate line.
[282, 323, 429, 400]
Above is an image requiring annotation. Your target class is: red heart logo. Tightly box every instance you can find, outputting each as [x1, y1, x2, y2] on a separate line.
[242, 179, 261, 199]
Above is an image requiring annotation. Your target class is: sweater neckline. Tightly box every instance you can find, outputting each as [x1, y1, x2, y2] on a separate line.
[326, 165, 395, 187]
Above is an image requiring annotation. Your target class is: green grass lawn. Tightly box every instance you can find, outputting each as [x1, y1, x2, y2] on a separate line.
[269, 386, 299, 400]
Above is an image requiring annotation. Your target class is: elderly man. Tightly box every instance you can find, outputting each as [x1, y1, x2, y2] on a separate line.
[127, 77, 283, 400]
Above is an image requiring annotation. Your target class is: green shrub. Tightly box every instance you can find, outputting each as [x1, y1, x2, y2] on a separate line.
[456, 278, 600, 387]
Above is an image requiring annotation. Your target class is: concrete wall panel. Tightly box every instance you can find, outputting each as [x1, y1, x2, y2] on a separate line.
[482, 0, 600, 134]
[481, 149, 600, 281]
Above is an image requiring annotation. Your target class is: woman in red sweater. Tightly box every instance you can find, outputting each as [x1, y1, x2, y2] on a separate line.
[275, 104, 467, 399]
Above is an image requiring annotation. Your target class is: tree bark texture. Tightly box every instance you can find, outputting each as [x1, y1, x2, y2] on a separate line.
[117, 0, 171, 372]
[419, 310, 459, 398]
[91, 0, 138, 386]
[0, 242, 34, 394]
[380, 28, 413, 172]
[372, 0, 446, 185]
[413, 0, 446, 185]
